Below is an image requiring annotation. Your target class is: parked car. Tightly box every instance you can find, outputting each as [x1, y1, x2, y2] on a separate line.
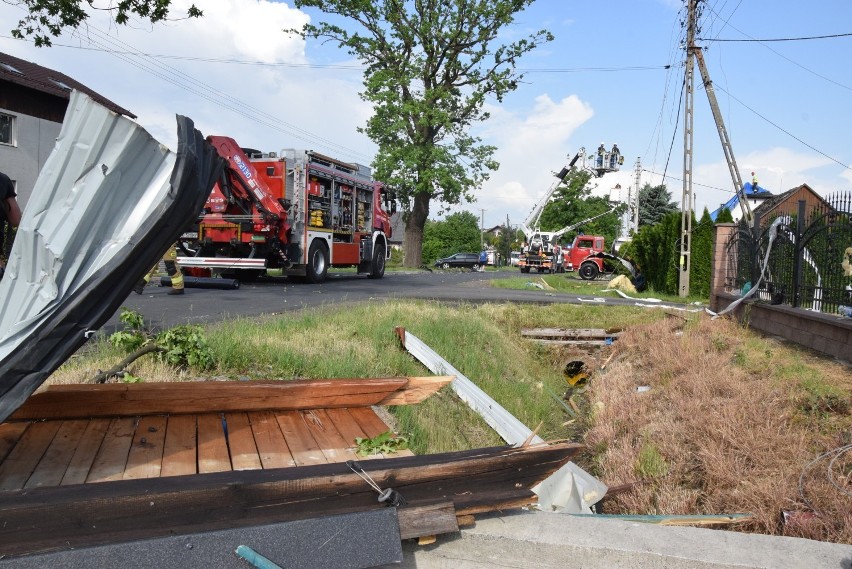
[434, 253, 481, 269]
[509, 251, 521, 266]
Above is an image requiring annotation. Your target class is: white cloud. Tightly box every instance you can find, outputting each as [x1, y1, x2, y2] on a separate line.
[472, 93, 594, 225]
[0, 0, 374, 159]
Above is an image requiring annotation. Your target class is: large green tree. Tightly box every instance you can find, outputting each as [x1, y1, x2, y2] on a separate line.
[638, 183, 679, 227]
[535, 168, 625, 247]
[11, 0, 202, 46]
[293, 0, 552, 267]
[421, 211, 480, 265]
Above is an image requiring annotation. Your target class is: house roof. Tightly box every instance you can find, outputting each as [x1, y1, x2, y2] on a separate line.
[752, 183, 830, 220]
[0, 51, 135, 118]
[709, 182, 773, 221]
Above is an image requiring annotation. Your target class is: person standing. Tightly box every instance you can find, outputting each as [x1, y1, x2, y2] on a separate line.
[751, 171, 759, 191]
[134, 244, 185, 295]
[478, 250, 488, 272]
[0, 172, 22, 278]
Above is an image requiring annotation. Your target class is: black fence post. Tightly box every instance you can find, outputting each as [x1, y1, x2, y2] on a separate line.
[750, 212, 761, 291]
[792, 200, 806, 308]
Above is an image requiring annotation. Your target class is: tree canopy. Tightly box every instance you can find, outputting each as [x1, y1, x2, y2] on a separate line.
[421, 211, 481, 265]
[638, 183, 679, 227]
[293, 0, 552, 267]
[535, 168, 625, 246]
[11, 0, 202, 46]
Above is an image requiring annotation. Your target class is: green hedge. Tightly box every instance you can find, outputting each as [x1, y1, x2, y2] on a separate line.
[619, 208, 714, 298]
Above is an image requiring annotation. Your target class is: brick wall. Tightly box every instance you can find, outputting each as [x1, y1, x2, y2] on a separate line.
[710, 225, 852, 363]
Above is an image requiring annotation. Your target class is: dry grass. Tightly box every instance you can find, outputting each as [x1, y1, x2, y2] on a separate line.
[583, 315, 852, 543]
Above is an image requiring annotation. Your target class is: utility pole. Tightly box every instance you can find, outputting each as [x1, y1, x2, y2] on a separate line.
[633, 157, 641, 234]
[480, 208, 486, 250]
[679, 0, 697, 297]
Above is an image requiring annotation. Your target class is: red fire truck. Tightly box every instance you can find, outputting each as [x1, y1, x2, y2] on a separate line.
[179, 136, 395, 283]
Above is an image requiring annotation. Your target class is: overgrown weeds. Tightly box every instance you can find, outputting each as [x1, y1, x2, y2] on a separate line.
[44, 299, 851, 544]
[584, 316, 852, 543]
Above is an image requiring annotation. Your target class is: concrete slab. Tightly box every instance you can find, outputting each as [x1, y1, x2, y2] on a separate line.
[384, 510, 852, 569]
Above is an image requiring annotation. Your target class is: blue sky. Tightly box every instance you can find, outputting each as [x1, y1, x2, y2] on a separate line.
[1, 0, 850, 232]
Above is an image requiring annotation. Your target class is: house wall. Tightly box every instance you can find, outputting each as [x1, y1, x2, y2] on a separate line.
[710, 223, 852, 363]
[0, 105, 62, 209]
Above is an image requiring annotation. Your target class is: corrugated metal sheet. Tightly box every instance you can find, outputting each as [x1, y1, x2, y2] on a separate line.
[0, 91, 223, 423]
[397, 328, 543, 447]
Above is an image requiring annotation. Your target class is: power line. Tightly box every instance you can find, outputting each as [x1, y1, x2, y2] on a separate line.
[1, 35, 672, 74]
[712, 84, 852, 172]
[699, 32, 852, 42]
[702, 4, 852, 92]
[642, 169, 733, 194]
[64, 27, 375, 161]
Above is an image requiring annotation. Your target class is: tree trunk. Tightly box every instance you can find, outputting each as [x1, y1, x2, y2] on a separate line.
[403, 192, 431, 267]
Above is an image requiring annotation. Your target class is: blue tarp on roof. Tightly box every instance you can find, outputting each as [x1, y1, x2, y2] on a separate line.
[710, 183, 771, 221]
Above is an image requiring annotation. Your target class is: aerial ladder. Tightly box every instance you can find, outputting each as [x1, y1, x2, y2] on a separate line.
[518, 146, 623, 273]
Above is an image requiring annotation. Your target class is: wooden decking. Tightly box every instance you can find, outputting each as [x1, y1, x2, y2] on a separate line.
[0, 407, 410, 492]
[0, 378, 441, 493]
[0, 378, 587, 558]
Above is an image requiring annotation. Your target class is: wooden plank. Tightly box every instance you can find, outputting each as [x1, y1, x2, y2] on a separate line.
[528, 339, 608, 346]
[521, 327, 622, 339]
[0, 422, 29, 462]
[301, 409, 359, 463]
[274, 411, 326, 466]
[86, 418, 137, 483]
[324, 408, 368, 446]
[0, 421, 62, 491]
[61, 418, 111, 486]
[223, 413, 263, 471]
[197, 413, 231, 473]
[348, 406, 393, 438]
[0, 443, 580, 556]
[377, 376, 454, 406]
[244, 411, 292, 470]
[10, 379, 410, 420]
[161, 414, 197, 478]
[397, 501, 459, 539]
[123, 415, 167, 480]
[25, 420, 88, 489]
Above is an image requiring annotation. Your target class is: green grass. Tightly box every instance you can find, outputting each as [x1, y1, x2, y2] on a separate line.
[490, 273, 708, 305]
[201, 300, 666, 454]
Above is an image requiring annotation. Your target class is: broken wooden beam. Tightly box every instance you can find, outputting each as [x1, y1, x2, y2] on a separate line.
[0, 442, 580, 557]
[9, 377, 452, 421]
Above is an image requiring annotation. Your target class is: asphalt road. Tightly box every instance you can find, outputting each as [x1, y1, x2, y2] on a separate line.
[106, 269, 684, 333]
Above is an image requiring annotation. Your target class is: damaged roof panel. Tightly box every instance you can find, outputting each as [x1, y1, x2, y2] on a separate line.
[0, 90, 223, 423]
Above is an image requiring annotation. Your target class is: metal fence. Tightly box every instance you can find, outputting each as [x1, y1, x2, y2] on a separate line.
[724, 191, 852, 315]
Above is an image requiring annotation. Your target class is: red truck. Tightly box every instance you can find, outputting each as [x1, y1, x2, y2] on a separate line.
[179, 136, 395, 283]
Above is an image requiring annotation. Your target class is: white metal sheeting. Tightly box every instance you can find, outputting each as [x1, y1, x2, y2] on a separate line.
[397, 328, 543, 446]
[0, 94, 174, 328]
[0, 91, 222, 422]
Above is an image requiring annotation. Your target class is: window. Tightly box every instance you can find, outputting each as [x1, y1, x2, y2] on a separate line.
[0, 113, 15, 146]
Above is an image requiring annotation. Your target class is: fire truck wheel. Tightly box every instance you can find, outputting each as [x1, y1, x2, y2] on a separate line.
[306, 241, 328, 283]
[368, 243, 386, 279]
[579, 261, 599, 280]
